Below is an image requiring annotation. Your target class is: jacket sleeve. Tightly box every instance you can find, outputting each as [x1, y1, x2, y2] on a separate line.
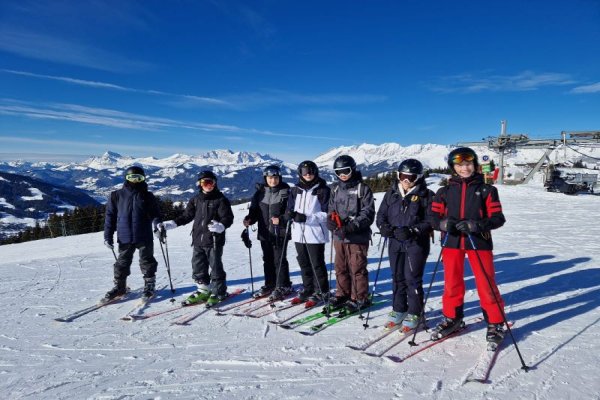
[306, 186, 330, 225]
[246, 190, 260, 223]
[353, 185, 376, 231]
[174, 197, 196, 227]
[148, 193, 162, 229]
[413, 189, 434, 236]
[376, 191, 390, 229]
[218, 197, 235, 229]
[479, 186, 506, 231]
[429, 187, 447, 231]
[103, 192, 117, 241]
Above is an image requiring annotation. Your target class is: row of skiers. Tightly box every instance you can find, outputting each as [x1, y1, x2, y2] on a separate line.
[103, 147, 507, 344]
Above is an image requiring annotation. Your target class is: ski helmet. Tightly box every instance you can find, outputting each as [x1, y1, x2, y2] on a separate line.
[124, 166, 146, 183]
[397, 159, 424, 183]
[197, 170, 217, 187]
[333, 155, 356, 178]
[263, 165, 281, 177]
[297, 160, 319, 178]
[447, 147, 479, 169]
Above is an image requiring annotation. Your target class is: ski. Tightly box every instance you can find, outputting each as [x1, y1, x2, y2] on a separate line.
[171, 289, 245, 325]
[346, 325, 401, 351]
[230, 286, 299, 317]
[246, 299, 298, 318]
[363, 327, 419, 357]
[127, 297, 206, 320]
[463, 321, 515, 384]
[268, 300, 324, 325]
[299, 300, 387, 336]
[54, 289, 136, 322]
[277, 304, 342, 329]
[213, 294, 265, 314]
[120, 294, 155, 321]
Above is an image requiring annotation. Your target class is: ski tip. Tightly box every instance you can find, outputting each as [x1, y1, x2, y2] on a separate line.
[346, 345, 361, 350]
[386, 355, 403, 363]
[54, 318, 70, 323]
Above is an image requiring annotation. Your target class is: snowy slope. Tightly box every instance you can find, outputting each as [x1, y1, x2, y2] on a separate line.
[1, 181, 599, 399]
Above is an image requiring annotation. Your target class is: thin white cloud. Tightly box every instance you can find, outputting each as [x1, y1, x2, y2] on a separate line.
[0, 27, 150, 73]
[0, 99, 340, 141]
[570, 82, 600, 94]
[430, 70, 577, 93]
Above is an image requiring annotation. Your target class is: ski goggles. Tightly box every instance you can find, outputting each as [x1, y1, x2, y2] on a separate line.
[398, 172, 419, 183]
[125, 173, 145, 183]
[264, 167, 281, 177]
[334, 167, 352, 177]
[199, 178, 215, 186]
[451, 152, 476, 165]
[300, 166, 316, 176]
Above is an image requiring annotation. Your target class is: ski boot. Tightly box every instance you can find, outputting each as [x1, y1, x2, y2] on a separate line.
[486, 323, 505, 351]
[268, 286, 293, 302]
[183, 283, 210, 306]
[326, 295, 348, 313]
[142, 277, 156, 299]
[103, 279, 127, 302]
[384, 311, 407, 330]
[253, 285, 274, 299]
[206, 292, 229, 307]
[430, 316, 464, 341]
[401, 313, 419, 332]
[291, 289, 313, 305]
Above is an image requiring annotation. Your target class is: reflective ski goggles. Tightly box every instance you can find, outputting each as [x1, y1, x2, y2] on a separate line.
[451, 152, 476, 165]
[199, 178, 215, 186]
[125, 173, 145, 183]
[264, 167, 281, 177]
[334, 167, 352, 177]
[398, 172, 419, 183]
[300, 166, 316, 176]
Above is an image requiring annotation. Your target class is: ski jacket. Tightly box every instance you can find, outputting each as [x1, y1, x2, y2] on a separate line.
[174, 188, 234, 247]
[246, 181, 291, 242]
[376, 181, 434, 249]
[328, 172, 375, 244]
[287, 177, 330, 244]
[104, 182, 161, 245]
[430, 173, 505, 250]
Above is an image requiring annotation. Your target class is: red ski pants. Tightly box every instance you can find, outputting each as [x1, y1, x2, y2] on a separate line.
[441, 248, 505, 324]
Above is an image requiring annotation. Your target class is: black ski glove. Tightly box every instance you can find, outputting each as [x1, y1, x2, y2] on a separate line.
[440, 217, 458, 234]
[342, 222, 358, 235]
[393, 226, 414, 241]
[379, 224, 394, 238]
[241, 229, 252, 248]
[456, 219, 481, 234]
[293, 212, 307, 223]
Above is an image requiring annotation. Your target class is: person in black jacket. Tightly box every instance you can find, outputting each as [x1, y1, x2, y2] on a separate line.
[429, 147, 507, 345]
[159, 170, 234, 306]
[376, 159, 434, 331]
[243, 165, 293, 301]
[103, 166, 162, 300]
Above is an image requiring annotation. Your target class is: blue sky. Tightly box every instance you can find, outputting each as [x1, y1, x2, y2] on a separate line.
[1, 0, 600, 163]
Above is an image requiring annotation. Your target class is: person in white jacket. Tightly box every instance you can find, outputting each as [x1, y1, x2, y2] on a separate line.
[287, 161, 331, 307]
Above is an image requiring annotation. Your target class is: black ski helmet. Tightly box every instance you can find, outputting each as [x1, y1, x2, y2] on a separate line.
[397, 159, 424, 183]
[297, 160, 319, 177]
[447, 147, 479, 169]
[263, 165, 281, 177]
[125, 165, 145, 177]
[333, 155, 356, 178]
[197, 170, 217, 183]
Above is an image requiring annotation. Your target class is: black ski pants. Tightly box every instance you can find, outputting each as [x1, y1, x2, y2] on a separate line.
[295, 242, 329, 295]
[260, 239, 291, 288]
[191, 245, 227, 296]
[388, 240, 428, 315]
[114, 242, 157, 281]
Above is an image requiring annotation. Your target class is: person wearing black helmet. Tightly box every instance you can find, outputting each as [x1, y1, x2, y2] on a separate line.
[286, 160, 331, 307]
[326, 155, 376, 313]
[103, 165, 162, 301]
[243, 165, 293, 301]
[429, 147, 507, 346]
[376, 159, 434, 331]
[158, 170, 234, 306]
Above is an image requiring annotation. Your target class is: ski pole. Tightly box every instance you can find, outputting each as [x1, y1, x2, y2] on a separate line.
[408, 233, 448, 346]
[111, 247, 118, 261]
[362, 237, 387, 329]
[466, 234, 530, 371]
[158, 228, 176, 302]
[326, 230, 334, 318]
[271, 220, 292, 307]
[241, 228, 254, 295]
[300, 222, 329, 317]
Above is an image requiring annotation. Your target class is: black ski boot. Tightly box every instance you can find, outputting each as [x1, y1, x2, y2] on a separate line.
[104, 279, 127, 301]
[486, 323, 505, 350]
[143, 277, 156, 299]
[430, 316, 464, 341]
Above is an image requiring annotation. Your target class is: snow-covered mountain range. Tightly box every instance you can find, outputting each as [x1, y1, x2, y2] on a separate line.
[1, 143, 599, 236]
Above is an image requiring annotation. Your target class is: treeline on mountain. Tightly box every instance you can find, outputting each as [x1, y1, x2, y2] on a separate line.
[0, 198, 186, 245]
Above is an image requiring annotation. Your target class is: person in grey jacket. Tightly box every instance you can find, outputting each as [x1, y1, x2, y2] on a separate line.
[159, 170, 234, 306]
[326, 155, 375, 312]
[243, 165, 293, 301]
[103, 166, 162, 301]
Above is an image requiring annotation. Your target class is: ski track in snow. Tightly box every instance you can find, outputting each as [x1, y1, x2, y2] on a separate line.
[1, 184, 600, 399]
